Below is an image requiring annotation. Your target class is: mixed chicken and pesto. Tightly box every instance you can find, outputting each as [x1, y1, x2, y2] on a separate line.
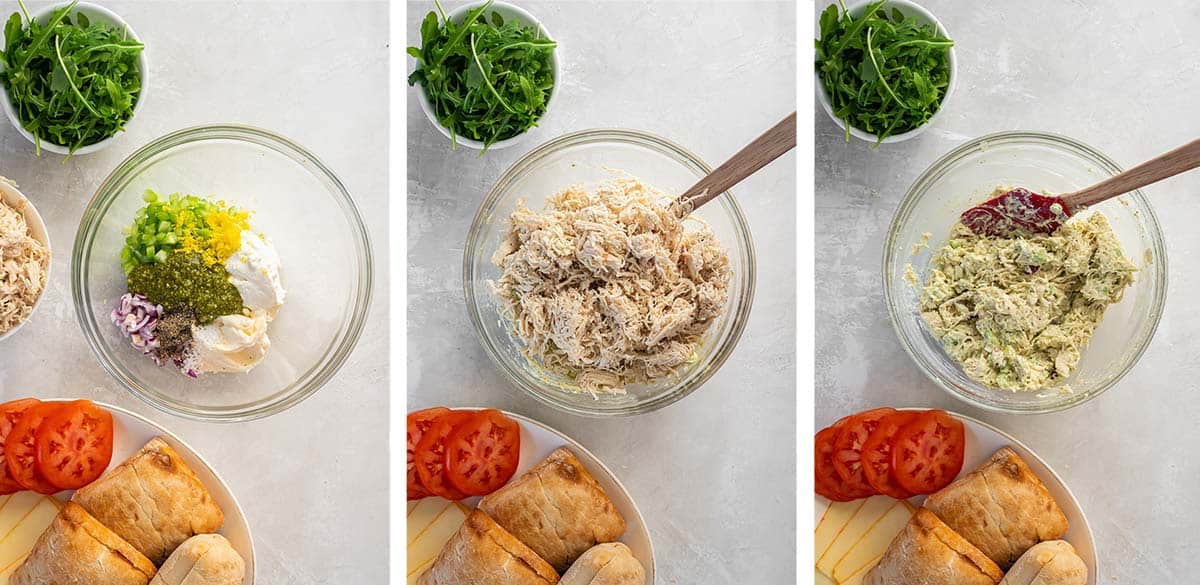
[915, 188, 1137, 391]
[490, 178, 731, 394]
[111, 191, 286, 377]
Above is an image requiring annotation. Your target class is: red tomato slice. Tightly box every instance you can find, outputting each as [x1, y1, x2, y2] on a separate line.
[891, 409, 966, 495]
[444, 409, 520, 497]
[860, 411, 919, 499]
[815, 419, 854, 502]
[414, 410, 475, 500]
[5, 402, 65, 494]
[830, 407, 895, 499]
[0, 399, 41, 495]
[35, 400, 114, 491]
[407, 407, 450, 501]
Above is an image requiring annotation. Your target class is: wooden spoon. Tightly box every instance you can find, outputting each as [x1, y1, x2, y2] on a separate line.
[675, 111, 797, 214]
[962, 137, 1200, 236]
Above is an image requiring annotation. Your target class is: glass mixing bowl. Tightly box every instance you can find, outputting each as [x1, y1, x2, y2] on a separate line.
[73, 125, 374, 422]
[884, 131, 1167, 413]
[464, 129, 756, 417]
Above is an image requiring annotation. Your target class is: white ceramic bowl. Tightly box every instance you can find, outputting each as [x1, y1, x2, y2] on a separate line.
[0, 177, 50, 342]
[815, 0, 956, 145]
[412, 0, 559, 151]
[0, 2, 148, 156]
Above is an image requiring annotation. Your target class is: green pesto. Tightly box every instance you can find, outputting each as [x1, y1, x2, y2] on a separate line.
[127, 252, 242, 324]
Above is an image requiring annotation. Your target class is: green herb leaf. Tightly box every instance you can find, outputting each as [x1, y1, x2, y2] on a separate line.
[408, 0, 556, 153]
[0, 0, 144, 158]
[815, 0, 953, 146]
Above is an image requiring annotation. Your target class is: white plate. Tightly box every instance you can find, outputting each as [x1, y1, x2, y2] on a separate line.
[440, 408, 656, 582]
[47, 401, 255, 583]
[815, 410, 1097, 584]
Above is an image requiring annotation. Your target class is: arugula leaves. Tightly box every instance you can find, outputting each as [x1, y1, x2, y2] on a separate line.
[816, 1, 953, 146]
[0, 0, 143, 157]
[408, 0, 556, 152]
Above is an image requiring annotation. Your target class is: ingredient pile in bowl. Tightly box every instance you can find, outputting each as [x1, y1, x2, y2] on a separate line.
[0, 178, 47, 336]
[490, 178, 731, 394]
[111, 190, 286, 377]
[915, 187, 1137, 391]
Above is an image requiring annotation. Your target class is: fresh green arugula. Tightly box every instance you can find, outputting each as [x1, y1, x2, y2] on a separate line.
[0, 0, 143, 157]
[408, 0, 556, 153]
[815, 0, 953, 146]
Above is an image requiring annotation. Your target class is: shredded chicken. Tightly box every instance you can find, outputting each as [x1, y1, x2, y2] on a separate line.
[0, 178, 48, 336]
[491, 178, 731, 394]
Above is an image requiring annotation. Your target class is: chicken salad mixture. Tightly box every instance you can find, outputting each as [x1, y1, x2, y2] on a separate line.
[918, 200, 1136, 391]
[491, 178, 731, 394]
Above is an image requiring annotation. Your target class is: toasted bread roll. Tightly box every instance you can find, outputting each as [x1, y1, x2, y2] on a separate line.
[999, 540, 1087, 585]
[478, 447, 626, 571]
[864, 508, 1003, 585]
[560, 542, 646, 585]
[925, 447, 1069, 568]
[150, 534, 246, 585]
[12, 502, 157, 585]
[418, 510, 559, 585]
[73, 437, 225, 564]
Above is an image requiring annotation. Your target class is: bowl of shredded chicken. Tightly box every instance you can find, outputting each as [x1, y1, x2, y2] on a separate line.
[0, 176, 50, 340]
[491, 178, 731, 394]
[465, 129, 756, 416]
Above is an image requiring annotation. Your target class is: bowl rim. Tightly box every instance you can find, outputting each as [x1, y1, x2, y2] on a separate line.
[883, 130, 1169, 414]
[462, 127, 758, 417]
[0, 1, 149, 157]
[0, 177, 51, 342]
[815, 0, 957, 145]
[411, 0, 560, 152]
[71, 124, 375, 423]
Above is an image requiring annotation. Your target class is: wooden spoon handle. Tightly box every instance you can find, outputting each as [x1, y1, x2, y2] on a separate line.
[676, 111, 797, 213]
[1064, 138, 1200, 209]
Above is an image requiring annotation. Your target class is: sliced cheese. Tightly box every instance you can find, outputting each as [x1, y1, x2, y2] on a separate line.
[408, 557, 435, 585]
[832, 501, 914, 581]
[0, 497, 57, 570]
[0, 493, 41, 541]
[408, 501, 418, 516]
[815, 499, 864, 562]
[840, 556, 881, 585]
[408, 498, 452, 546]
[814, 567, 835, 585]
[407, 499, 468, 576]
[0, 553, 27, 585]
[816, 496, 894, 576]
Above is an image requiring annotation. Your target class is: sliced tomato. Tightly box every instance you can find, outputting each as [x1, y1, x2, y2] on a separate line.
[407, 407, 450, 501]
[815, 419, 854, 502]
[414, 410, 475, 500]
[891, 409, 966, 495]
[830, 407, 895, 499]
[860, 410, 919, 499]
[35, 400, 114, 490]
[5, 402, 65, 494]
[0, 398, 41, 495]
[444, 409, 520, 497]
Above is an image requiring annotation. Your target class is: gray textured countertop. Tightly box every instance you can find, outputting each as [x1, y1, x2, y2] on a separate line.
[407, 1, 797, 582]
[816, 0, 1200, 580]
[0, 2, 388, 583]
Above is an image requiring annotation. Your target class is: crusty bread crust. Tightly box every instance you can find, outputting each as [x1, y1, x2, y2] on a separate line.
[560, 542, 646, 585]
[418, 510, 559, 585]
[863, 508, 1002, 585]
[12, 502, 157, 585]
[478, 447, 626, 571]
[73, 437, 225, 565]
[999, 540, 1087, 585]
[150, 534, 246, 585]
[925, 447, 1069, 568]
